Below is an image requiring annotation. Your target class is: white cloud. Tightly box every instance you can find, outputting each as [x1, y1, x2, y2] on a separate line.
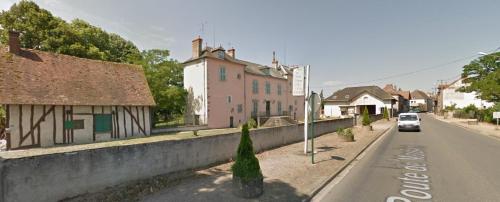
[0, 0, 17, 11]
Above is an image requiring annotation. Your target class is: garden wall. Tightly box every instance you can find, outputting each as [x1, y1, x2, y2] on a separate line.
[0, 118, 353, 202]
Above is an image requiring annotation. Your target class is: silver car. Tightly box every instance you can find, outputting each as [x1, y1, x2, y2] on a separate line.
[397, 113, 421, 132]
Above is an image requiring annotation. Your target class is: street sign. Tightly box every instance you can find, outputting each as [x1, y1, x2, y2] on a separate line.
[293, 66, 305, 96]
[309, 93, 321, 121]
[495, 112, 500, 130]
[493, 112, 500, 119]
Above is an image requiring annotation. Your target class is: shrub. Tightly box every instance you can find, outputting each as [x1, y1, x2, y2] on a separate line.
[336, 127, 345, 135]
[383, 107, 389, 120]
[231, 124, 262, 182]
[344, 128, 353, 137]
[444, 104, 457, 111]
[482, 103, 500, 123]
[362, 106, 371, 126]
[247, 118, 257, 129]
[0, 106, 4, 129]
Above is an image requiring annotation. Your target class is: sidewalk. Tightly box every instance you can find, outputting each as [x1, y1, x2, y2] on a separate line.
[135, 120, 395, 202]
[431, 114, 500, 139]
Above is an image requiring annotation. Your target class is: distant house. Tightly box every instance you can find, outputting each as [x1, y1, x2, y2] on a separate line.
[437, 78, 493, 112]
[410, 90, 433, 112]
[0, 31, 155, 150]
[383, 84, 411, 114]
[323, 86, 396, 118]
[182, 37, 304, 129]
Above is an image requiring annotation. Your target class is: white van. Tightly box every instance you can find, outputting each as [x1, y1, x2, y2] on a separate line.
[397, 113, 421, 132]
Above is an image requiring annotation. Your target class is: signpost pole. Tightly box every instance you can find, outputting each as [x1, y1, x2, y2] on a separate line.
[311, 92, 315, 164]
[303, 65, 310, 154]
[494, 112, 500, 130]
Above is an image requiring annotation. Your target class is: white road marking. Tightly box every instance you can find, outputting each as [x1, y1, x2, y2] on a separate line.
[312, 126, 395, 202]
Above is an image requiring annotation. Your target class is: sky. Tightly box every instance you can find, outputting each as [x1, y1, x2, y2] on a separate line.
[2, 0, 500, 96]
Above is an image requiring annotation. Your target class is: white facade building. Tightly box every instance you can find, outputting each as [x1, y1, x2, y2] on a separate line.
[441, 78, 494, 109]
[324, 86, 395, 118]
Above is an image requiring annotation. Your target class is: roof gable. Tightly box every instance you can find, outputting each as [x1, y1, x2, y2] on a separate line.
[326, 86, 394, 102]
[411, 90, 430, 100]
[0, 48, 155, 106]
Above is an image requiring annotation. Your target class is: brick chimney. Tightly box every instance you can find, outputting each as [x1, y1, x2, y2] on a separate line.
[227, 48, 235, 58]
[192, 36, 202, 58]
[8, 31, 21, 55]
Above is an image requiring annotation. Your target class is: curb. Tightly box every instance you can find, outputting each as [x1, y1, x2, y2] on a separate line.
[430, 115, 500, 141]
[305, 122, 396, 201]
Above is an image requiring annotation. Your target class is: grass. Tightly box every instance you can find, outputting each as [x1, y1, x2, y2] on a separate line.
[154, 116, 185, 128]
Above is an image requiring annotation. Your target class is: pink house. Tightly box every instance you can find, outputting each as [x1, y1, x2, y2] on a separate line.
[183, 37, 304, 128]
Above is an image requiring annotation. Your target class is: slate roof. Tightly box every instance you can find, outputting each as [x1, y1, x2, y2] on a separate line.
[325, 86, 394, 102]
[0, 47, 155, 106]
[183, 47, 290, 80]
[411, 90, 431, 100]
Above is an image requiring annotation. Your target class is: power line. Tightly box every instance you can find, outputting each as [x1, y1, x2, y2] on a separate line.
[313, 48, 499, 90]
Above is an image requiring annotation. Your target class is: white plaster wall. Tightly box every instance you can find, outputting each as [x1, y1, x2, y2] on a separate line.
[72, 106, 94, 144]
[351, 93, 388, 114]
[324, 94, 391, 117]
[324, 104, 341, 117]
[6, 105, 151, 150]
[443, 88, 494, 109]
[184, 60, 207, 124]
[410, 99, 426, 106]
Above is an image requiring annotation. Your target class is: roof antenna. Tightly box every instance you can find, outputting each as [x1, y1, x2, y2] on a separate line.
[284, 41, 287, 65]
[213, 24, 216, 48]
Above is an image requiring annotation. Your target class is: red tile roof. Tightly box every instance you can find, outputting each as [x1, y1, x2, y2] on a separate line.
[0, 47, 155, 106]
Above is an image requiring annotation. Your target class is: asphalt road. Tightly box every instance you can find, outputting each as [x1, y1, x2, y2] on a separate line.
[313, 114, 500, 202]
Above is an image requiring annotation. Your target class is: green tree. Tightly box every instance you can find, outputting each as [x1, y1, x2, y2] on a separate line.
[362, 106, 371, 126]
[0, 1, 141, 64]
[232, 124, 262, 181]
[1, 1, 187, 125]
[138, 49, 187, 123]
[460, 52, 500, 103]
[383, 107, 389, 120]
[0, 106, 5, 131]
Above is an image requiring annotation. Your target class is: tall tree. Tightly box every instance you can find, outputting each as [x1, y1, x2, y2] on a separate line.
[1, 1, 187, 124]
[0, 0, 141, 64]
[138, 49, 187, 122]
[460, 52, 500, 103]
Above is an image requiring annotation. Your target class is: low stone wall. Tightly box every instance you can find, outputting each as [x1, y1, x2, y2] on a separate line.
[0, 118, 353, 202]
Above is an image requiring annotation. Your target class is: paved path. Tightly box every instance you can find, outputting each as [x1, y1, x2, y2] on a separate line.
[313, 113, 500, 202]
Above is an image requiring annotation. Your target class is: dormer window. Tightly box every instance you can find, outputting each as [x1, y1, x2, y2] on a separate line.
[217, 51, 224, 59]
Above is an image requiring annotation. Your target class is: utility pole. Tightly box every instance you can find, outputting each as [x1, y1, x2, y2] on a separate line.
[303, 65, 310, 154]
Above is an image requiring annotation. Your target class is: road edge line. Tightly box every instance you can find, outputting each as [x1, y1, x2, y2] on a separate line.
[306, 123, 396, 202]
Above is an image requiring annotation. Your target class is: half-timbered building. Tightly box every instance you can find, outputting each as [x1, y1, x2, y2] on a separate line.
[0, 31, 155, 150]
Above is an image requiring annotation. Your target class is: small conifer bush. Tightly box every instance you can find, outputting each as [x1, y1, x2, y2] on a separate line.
[383, 107, 389, 120]
[362, 106, 371, 126]
[232, 124, 263, 181]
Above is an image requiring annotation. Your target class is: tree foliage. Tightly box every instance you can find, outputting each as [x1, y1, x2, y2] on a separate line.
[460, 52, 500, 103]
[138, 49, 187, 123]
[232, 124, 262, 181]
[383, 107, 389, 120]
[0, 0, 141, 63]
[362, 106, 371, 126]
[0, 1, 187, 124]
